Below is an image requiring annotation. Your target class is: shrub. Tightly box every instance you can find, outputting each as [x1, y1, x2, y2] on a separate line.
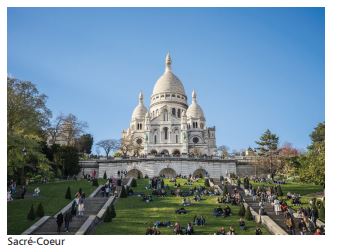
[237, 179, 241, 187]
[65, 186, 71, 199]
[110, 205, 116, 219]
[103, 171, 107, 180]
[92, 178, 99, 187]
[223, 185, 228, 195]
[318, 201, 325, 221]
[276, 185, 283, 197]
[103, 207, 112, 222]
[131, 178, 137, 187]
[27, 204, 36, 220]
[36, 203, 45, 217]
[238, 203, 246, 217]
[120, 186, 128, 198]
[244, 177, 250, 189]
[137, 172, 141, 179]
[144, 174, 149, 179]
[245, 206, 253, 221]
[204, 179, 210, 187]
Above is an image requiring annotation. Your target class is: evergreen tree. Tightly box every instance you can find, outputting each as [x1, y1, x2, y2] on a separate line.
[36, 202, 45, 217]
[255, 129, 279, 174]
[244, 177, 250, 189]
[65, 186, 71, 199]
[245, 206, 253, 221]
[103, 207, 112, 222]
[92, 178, 99, 186]
[238, 203, 246, 217]
[223, 185, 228, 195]
[27, 204, 36, 220]
[131, 178, 137, 187]
[120, 186, 127, 198]
[103, 171, 107, 180]
[318, 201, 325, 221]
[276, 185, 283, 197]
[204, 178, 210, 187]
[110, 204, 116, 219]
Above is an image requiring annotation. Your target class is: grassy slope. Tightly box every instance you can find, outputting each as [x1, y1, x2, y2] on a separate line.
[7, 179, 98, 235]
[94, 178, 270, 235]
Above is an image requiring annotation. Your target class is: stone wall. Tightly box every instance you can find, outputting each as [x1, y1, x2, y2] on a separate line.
[79, 158, 267, 178]
[80, 159, 237, 179]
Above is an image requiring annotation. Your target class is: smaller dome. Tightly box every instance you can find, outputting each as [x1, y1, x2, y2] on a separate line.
[131, 92, 148, 120]
[187, 90, 205, 120]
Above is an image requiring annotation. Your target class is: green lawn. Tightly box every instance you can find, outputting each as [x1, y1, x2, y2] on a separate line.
[94, 178, 270, 235]
[7, 179, 100, 235]
[249, 181, 323, 196]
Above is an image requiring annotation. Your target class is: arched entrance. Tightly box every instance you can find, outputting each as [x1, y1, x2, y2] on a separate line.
[127, 169, 143, 179]
[172, 149, 180, 156]
[193, 168, 208, 178]
[160, 149, 169, 155]
[159, 168, 176, 178]
[150, 149, 158, 155]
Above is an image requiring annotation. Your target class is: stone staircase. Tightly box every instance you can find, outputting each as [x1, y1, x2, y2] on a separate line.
[30, 178, 132, 235]
[32, 195, 108, 235]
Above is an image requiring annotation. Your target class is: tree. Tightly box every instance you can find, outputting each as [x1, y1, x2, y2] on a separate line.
[103, 171, 107, 180]
[27, 204, 36, 220]
[119, 137, 134, 156]
[238, 203, 246, 217]
[217, 145, 229, 159]
[96, 139, 120, 159]
[278, 143, 300, 176]
[7, 77, 52, 183]
[245, 206, 253, 221]
[58, 114, 88, 146]
[297, 123, 325, 186]
[120, 186, 128, 198]
[36, 203, 45, 217]
[57, 146, 80, 176]
[65, 186, 72, 199]
[110, 204, 116, 219]
[255, 129, 279, 175]
[103, 207, 112, 222]
[77, 134, 94, 154]
[131, 178, 137, 187]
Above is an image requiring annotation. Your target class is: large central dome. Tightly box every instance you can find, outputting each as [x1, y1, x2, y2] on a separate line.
[152, 53, 186, 97]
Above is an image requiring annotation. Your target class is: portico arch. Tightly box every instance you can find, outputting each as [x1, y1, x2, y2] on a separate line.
[172, 149, 181, 156]
[159, 168, 176, 178]
[160, 149, 169, 155]
[150, 149, 158, 155]
[127, 169, 143, 179]
[193, 168, 208, 178]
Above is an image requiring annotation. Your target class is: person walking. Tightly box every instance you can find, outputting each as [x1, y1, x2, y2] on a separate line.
[56, 212, 64, 234]
[64, 211, 71, 232]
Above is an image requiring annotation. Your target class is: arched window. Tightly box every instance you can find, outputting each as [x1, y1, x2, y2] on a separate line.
[156, 109, 159, 116]
[172, 108, 176, 116]
[177, 109, 181, 118]
[140, 123, 142, 130]
[176, 135, 178, 143]
[164, 127, 168, 140]
[163, 109, 168, 121]
[154, 135, 157, 144]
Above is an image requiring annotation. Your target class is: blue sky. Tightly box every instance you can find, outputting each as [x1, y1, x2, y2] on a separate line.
[7, 7, 324, 152]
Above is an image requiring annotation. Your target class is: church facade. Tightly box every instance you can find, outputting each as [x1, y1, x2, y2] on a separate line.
[122, 53, 217, 156]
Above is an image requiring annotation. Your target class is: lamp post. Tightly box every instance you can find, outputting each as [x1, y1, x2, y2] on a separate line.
[21, 147, 27, 185]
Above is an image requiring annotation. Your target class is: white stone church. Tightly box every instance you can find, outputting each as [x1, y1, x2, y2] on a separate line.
[122, 53, 217, 156]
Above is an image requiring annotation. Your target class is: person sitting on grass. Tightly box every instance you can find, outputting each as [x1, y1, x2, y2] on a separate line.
[239, 218, 246, 231]
[175, 207, 187, 214]
[213, 206, 224, 216]
[223, 205, 231, 217]
[255, 227, 262, 235]
[174, 222, 182, 235]
[227, 226, 235, 235]
[182, 197, 191, 206]
[216, 227, 226, 235]
[186, 223, 193, 235]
